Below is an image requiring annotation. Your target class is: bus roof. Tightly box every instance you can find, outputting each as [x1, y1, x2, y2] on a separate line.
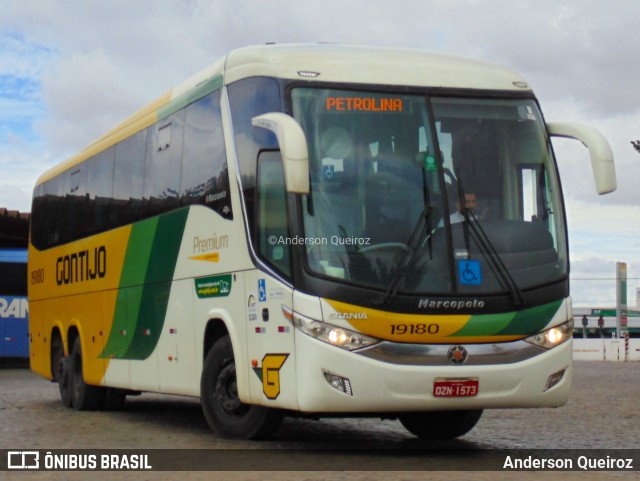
[224, 43, 531, 90]
[35, 43, 532, 186]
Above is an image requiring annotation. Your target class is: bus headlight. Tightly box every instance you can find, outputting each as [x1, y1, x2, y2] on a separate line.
[282, 306, 379, 351]
[525, 320, 573, 349]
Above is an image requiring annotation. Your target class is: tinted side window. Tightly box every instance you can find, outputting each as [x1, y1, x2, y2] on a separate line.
[33, 92, 236, 249]
[86, 147, 114, 235]
[30, 185, 45, 249]
[40, 176, 64, 247]
[64, 165, 87, 242]
[113, 129, 146, 227]
[181, 91, 232, 219]
[227, 77, 281, 238]
[144, 110, 184, 217]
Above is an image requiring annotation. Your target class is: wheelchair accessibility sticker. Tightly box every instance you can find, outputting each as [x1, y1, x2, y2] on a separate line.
[458, 260, 482, 285]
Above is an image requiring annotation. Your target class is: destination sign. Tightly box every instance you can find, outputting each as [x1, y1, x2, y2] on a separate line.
[326, 97, 403, 112]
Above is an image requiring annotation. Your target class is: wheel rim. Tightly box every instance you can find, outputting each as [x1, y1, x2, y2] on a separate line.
[214, 362, 249, 417]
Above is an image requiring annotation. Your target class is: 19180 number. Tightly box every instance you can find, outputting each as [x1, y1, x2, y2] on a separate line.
[31, 268, 45, 284]
[390, 323, 439, 335]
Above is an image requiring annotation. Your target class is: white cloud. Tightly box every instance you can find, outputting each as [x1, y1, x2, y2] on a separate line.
[37, 50, 151, 153]
[0, 131, 55, 211]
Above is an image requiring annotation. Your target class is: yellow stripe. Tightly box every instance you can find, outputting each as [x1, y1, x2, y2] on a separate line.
[28, 226, 133, 384]
[28, 226, 132, 300]
[325, 299, 471, 343]
[189, 252, 220, 262]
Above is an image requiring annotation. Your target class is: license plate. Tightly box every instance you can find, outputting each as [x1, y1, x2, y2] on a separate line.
[433, 378, 479, 397]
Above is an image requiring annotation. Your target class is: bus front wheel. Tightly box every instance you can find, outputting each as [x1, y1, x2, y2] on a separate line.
[201, 336, 282, 439]
[399, 409, 483, 440]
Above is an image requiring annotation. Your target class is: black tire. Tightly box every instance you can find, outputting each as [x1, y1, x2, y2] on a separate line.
[69, 337, 105, 411]
[399, 410, 483, 440]
[201, 336, 283, 439]
[51, 334, 73, 408]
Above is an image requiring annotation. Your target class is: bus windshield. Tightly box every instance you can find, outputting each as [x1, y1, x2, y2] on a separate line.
[291, 88, 567, 296]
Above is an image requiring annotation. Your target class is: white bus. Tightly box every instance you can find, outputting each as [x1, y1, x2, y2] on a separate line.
[29, 44, 616, 439]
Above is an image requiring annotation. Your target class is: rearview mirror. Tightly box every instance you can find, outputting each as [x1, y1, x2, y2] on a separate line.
[252, 113, 310, 194]
[547, 122, 616, 195]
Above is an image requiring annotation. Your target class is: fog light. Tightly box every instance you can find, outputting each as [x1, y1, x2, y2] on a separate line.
[544, 369, 565, 392]
[323, 371, 353, 396]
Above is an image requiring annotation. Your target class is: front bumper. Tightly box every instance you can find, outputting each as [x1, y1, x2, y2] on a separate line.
[294, 331, 572, 413]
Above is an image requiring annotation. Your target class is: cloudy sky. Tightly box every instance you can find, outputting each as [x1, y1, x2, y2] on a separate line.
[1, 0, 639, 307]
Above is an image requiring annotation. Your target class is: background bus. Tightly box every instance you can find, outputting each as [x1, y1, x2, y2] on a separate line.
[28, 44, 616, 440]
[0, 208, 30, 358]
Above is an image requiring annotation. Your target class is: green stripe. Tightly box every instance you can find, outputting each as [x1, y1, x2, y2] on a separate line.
[451, 300, 563, 338]
[158, 74, 223, 120]
[451, 311, 515, 337]
[496, 300, 563, 336]
[100, 218, 158, 359]
[123, 209, 188, 359]
[101, 208, 189, 360]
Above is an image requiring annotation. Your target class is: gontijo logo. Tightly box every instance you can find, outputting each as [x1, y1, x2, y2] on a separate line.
[56, 246, 107, 285]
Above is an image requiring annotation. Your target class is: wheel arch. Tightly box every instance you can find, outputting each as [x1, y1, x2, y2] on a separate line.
[201, 310, 249, 402]
[49, 326, 64, 381]
[203, 318, 230, 362]
[47, 320, 75, 381]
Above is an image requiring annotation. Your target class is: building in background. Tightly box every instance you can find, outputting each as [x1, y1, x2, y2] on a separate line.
[573, 306, 640, 339]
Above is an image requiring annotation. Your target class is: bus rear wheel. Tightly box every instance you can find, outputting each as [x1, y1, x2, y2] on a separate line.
[399, 409, 483, 440]
[201, 335, 282, 439]
[69, 337, 105, 411]
[51, 334, 73, 408]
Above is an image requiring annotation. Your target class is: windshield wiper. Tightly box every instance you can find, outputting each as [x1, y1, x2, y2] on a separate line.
[460, 208, 525, 306]
[374, 204, 434, 307]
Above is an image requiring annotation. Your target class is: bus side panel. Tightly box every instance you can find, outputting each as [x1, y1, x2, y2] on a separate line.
[65, 290, 105, 386]
[29, 296, 69, 380]
[243, 270, 297, 410]
[157, 279, 197, 395]
[127, 284, 160, 392]
[190, 274, 245, 399]
[28, 225, 132, 383]
[172, 205, 255, 398]
[28, 300, 47, 378]
[96, 287, 132, 389]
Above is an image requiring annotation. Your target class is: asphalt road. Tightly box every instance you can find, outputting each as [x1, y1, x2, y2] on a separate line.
[1, 360, 638, 480]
